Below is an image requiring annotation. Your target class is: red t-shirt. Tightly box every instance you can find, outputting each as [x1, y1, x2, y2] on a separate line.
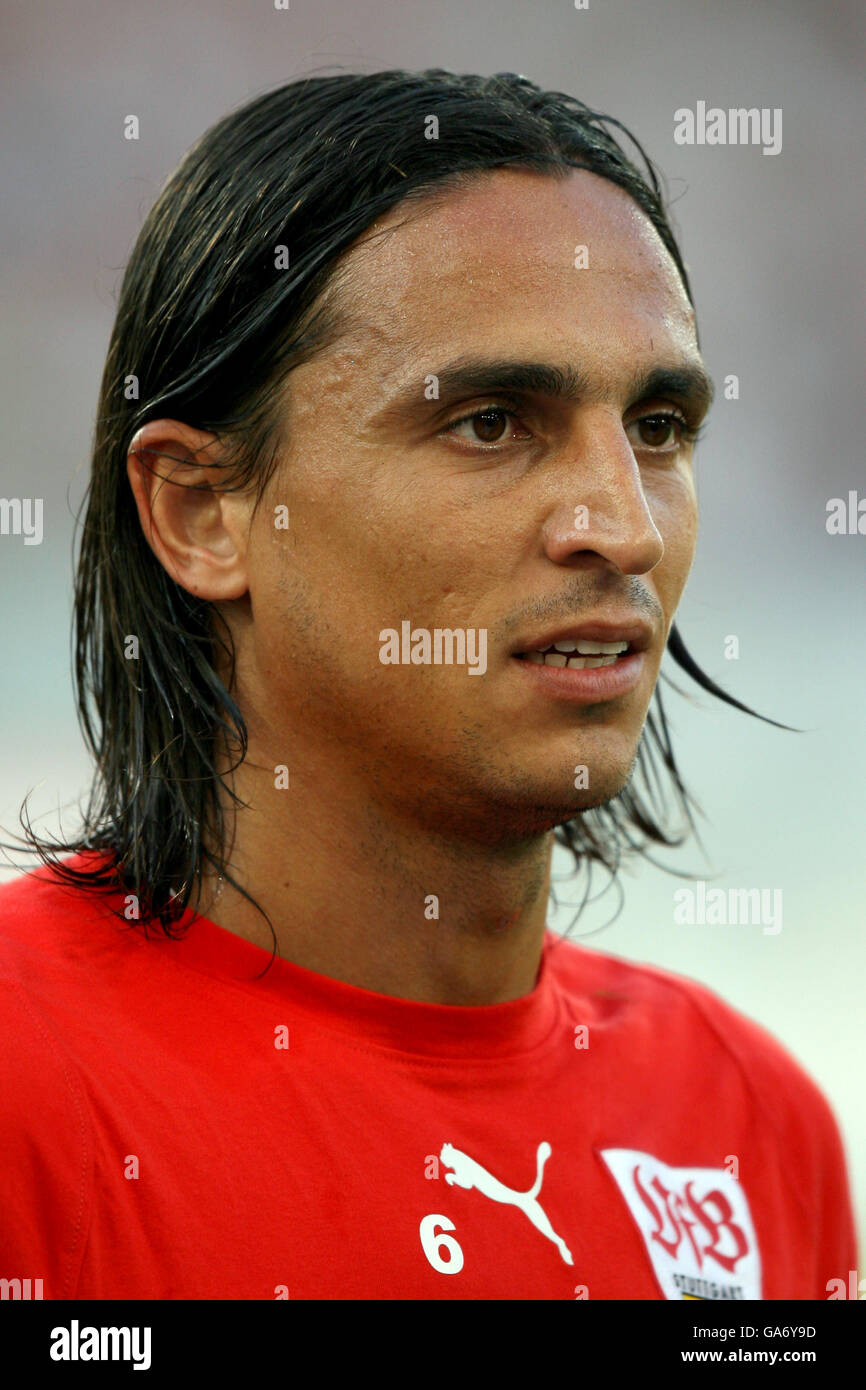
[0, 857, 856, 1300]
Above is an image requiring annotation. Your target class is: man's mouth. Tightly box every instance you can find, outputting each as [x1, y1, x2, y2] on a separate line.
[514, 639, 630, 670]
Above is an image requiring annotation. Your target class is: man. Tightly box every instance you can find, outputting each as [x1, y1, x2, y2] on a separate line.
[0, 69, 855, 1300]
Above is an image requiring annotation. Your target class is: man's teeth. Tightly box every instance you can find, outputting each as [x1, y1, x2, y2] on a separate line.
[522, 639, 629, 669]
[552, 640, 628, 654]
[526, 652, 618, 667]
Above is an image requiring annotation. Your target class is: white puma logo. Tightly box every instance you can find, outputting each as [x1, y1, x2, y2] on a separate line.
[440, 1141, 573, 1266]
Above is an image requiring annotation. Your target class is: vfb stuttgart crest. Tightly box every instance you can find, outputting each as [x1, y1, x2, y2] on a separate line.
[600, 1148, 762, 1300]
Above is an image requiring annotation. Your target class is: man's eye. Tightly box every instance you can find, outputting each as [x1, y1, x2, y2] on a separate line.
[440, 406, 701, 453]
[626, 413, 690, 452]
[442, 406, 526, 448]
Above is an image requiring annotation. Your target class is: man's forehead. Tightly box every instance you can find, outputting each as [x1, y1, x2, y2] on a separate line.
[317, 167, 696, 382]
[335, 168, 690, 310]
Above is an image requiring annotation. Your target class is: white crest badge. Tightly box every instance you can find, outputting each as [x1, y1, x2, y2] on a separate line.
[600, 1148, 762, 1300]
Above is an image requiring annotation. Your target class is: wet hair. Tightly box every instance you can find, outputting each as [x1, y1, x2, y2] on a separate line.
[9, 68, 796, 939]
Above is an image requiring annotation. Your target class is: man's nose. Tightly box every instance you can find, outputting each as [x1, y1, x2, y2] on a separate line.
[539, 408, 665, 576]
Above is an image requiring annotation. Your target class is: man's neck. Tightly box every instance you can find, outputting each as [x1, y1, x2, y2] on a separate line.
[201, 756, 553, 1006]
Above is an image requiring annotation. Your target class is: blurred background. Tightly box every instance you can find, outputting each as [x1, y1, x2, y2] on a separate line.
[1, 0, 863, 1263]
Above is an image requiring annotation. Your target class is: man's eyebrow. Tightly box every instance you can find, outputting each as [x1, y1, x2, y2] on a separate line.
[373, 355, 715, 424]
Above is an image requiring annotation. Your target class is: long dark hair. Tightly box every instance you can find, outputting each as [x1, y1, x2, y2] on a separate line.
[9, 68, 797, 936]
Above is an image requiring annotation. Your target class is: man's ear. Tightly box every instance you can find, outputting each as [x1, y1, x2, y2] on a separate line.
[126, 420, 250, 600]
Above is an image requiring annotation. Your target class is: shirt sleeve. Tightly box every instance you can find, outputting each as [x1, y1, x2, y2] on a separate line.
[809, 1082, 859, 1300]
[675, 973, 859, 1301]
[0, 978, 93, 1299]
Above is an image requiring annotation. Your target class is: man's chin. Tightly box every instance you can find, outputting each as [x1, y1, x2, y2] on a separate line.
[547, 762, 634, 813]
[398, 748, 638, 844]
[477, 775, 633, 842]
[545, 792, 625, 833]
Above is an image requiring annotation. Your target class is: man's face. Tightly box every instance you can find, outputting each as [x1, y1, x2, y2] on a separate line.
[234, 167, 710, 842]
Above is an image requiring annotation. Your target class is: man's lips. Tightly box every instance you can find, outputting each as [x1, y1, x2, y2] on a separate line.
[510, 646, 648, 703]
[510, 618, 654, 658]
[507, 616, 653, 704]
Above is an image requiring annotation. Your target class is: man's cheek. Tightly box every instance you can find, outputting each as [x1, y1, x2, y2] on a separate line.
[656, 502, 697, 579]
[663, 528, 698, 599]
